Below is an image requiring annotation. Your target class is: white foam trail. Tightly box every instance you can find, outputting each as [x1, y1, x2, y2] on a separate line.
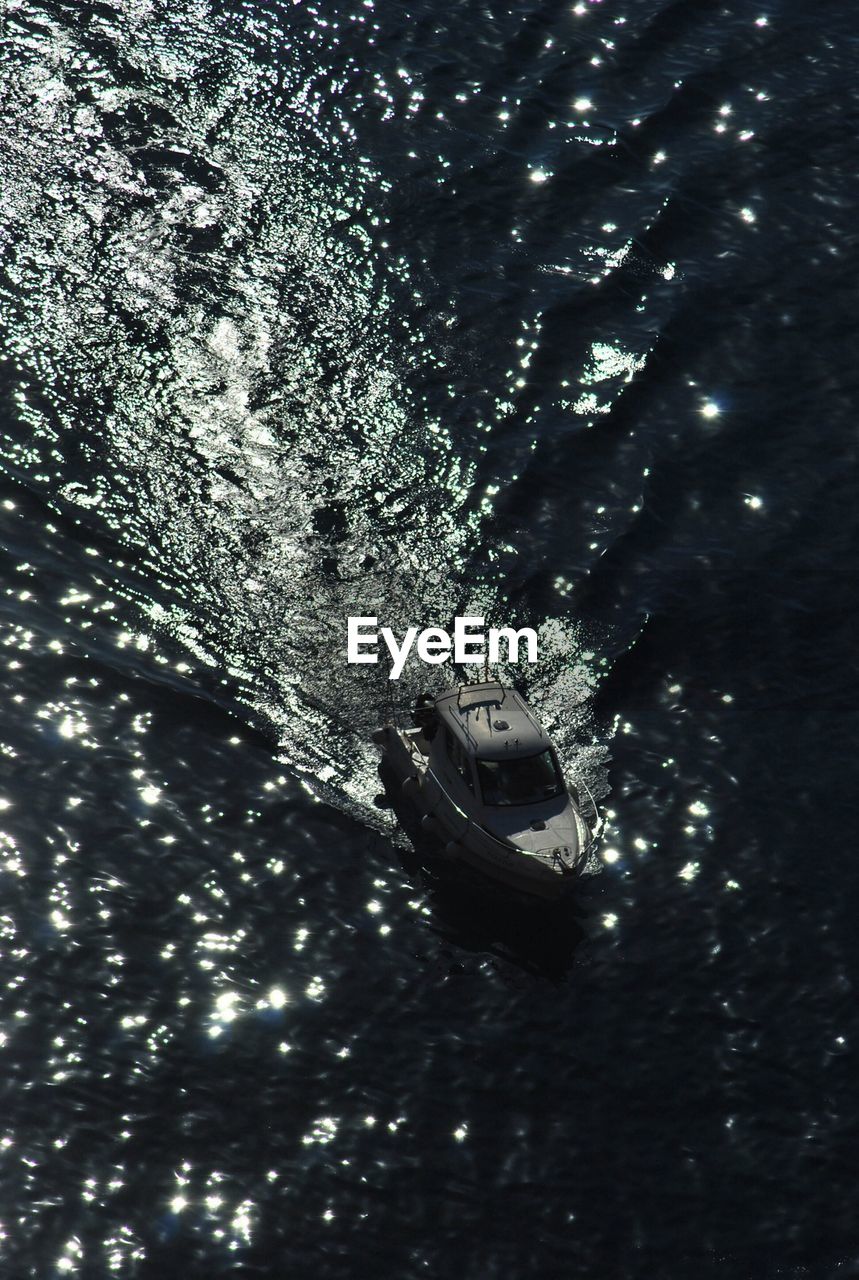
[0, 0, 608, 831]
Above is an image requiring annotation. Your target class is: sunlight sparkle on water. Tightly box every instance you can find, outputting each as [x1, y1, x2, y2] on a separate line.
[214, 991, 240, 1023]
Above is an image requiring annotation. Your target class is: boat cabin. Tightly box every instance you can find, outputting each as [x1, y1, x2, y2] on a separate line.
[426, 682, 566, 809]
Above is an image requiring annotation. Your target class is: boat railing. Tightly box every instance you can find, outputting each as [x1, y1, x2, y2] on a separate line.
[519, 702, 544, 740]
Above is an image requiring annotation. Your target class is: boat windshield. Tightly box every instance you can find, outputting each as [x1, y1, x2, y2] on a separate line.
[476, 749, 565, 807]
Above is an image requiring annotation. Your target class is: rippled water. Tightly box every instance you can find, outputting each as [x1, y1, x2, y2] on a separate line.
[1, 0, 857, 1275]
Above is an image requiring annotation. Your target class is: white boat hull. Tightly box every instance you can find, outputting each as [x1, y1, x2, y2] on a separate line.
[375, 724, 589, 901]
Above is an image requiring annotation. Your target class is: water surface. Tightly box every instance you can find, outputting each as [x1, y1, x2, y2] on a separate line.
[0, 0, 857, 1275]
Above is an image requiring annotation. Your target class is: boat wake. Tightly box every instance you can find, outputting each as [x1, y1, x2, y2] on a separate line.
[0, 0, 609, 832]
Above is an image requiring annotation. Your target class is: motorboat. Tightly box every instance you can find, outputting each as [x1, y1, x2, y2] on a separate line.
[372, 681, 598, 900]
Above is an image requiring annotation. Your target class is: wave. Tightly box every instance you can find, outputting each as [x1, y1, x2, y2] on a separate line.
[0, 0, 608, 828]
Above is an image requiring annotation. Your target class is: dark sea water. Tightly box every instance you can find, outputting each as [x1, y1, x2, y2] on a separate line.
[1, 0, 858, 1275]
